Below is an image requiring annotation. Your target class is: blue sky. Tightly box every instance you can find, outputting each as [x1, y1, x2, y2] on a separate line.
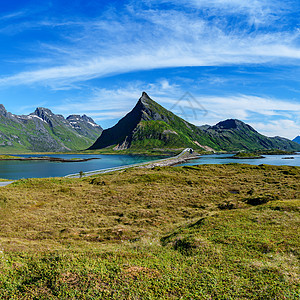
[0, 0, 299, 139]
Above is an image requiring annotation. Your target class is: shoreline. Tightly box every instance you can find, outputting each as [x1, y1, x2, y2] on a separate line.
[1, 150, 299, 180]
[65, 148, 200, 178]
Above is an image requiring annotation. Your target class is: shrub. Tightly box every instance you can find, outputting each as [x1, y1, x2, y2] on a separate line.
[245, 194, 278, 206]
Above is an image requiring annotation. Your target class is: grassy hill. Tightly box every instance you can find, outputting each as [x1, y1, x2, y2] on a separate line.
[0, 164, 299, 298]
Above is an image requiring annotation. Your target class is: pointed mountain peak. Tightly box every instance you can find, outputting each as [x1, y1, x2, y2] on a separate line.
[139, 91, 153, 105]
[33, 107, 54, 117]
[66, 114, 102, 130]
[30, 107, 57, 127]
[141, 91, 150, 99]
[89, 92, 191, 150]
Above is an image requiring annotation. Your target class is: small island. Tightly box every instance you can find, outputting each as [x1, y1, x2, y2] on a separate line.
[232, 152, 265, 159]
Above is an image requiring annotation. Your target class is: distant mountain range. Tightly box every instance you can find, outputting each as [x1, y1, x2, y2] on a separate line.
[0, 105, 102, 152]
[293, 136, 300, 144]
[89, 92, 300, 152]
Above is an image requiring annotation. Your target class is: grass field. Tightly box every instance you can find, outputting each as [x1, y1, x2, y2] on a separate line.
[0, 164, 299, 299]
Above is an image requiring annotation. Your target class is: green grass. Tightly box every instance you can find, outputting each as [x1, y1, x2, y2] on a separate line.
[131, 120, 201, 150]
[0, 155, 22, 159]
[0, 164, 299, 298]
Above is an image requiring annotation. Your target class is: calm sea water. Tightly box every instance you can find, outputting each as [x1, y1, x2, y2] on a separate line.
[0, 153, 299, 180]
[0, 154, 162, 180]
[177, 153, 300, 167]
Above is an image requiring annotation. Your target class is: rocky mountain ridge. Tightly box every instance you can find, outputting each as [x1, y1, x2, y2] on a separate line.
[0, 105, 102, 152]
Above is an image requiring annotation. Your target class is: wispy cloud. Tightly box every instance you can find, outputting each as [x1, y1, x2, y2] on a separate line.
[52, 80, 179, 118]
[145, 0, 295, 26]
[0, 10, 27, 21]
[157, 92, 300, 132]
[0, 1, 299, 88]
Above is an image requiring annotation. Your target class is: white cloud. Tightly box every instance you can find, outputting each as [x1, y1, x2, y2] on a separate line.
[53, 80, 179, 116]
[52, 85, 143, 122]
[0, 3, 299, 88]
[160, 94, 300, 139]
[252, 120, 299, 139]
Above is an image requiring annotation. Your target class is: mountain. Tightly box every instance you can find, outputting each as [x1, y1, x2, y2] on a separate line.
[0, 105, 102, 153]
[293, 136, 300, 144]
[66, 114, 101, 140]
[89, 92, 300, 152]
[89, 92, 216, 151]
[204, 119, 300, 151]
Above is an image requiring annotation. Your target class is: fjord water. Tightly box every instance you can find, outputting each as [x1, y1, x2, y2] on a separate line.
[178, 153, 300, 167]
[0, 153, 299, 180]
[0, 154, 162, 180]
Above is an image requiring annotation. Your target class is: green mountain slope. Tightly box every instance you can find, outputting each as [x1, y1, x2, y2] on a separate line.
[89, 92, 300, 152]
[89, 92, 217, 151]
[204, 119, 300, 151]
[0, 105, 102, 153]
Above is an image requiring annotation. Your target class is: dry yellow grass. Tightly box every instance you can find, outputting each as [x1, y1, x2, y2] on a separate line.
[0, 164, 299, 299]
[0, 163, 299, 252]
